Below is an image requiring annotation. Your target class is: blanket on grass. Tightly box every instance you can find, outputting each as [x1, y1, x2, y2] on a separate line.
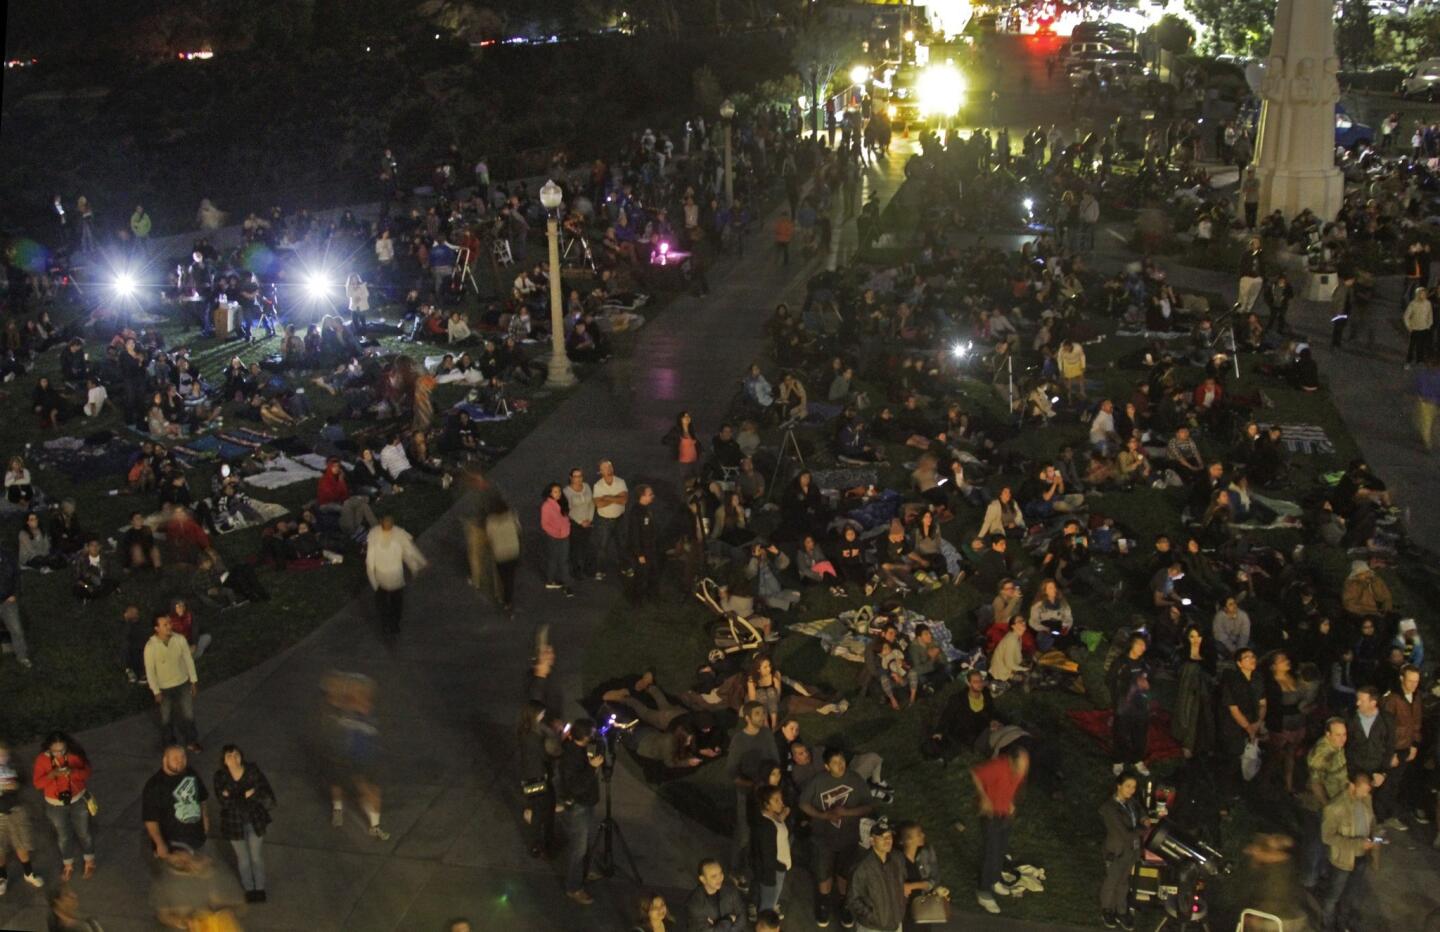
[1066, 707, 1185, 764]
[789, 606, 965, 663]
[1258, 422, 1335, 455]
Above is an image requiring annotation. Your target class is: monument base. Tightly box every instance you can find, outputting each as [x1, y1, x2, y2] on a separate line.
[1258, 166, 1344, 224]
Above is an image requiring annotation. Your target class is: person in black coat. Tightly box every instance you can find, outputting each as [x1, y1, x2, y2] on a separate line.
[517, 700, 558, 860]
[932, 669, 998, 756]
[1099, 772, 1151, 926]
[778, 470, 827, 541]
[1344, 685, 1395, 783]
[626, 485, 660, 604]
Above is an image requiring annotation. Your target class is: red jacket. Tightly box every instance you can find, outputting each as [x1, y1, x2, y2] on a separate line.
[170, 609, 198, 645]
[33, 751, 92, 802]
[1192, 382, 1224, 410]
[316, 468, 350, 506]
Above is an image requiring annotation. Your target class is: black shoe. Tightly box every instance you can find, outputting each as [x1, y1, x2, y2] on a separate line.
[1102, 911, 1119, 929]
[255, 890, 267, 903]
[838, 904, 855, 928]
[1117, 910, 1135, 931]
[816, 901, 832, 928]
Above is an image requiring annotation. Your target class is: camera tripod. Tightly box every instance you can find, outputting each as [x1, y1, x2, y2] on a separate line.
[767, 417, 807, 501]
[591, 738, 643, 885]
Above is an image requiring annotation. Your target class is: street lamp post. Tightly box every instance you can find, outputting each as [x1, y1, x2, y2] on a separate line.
[720, 98, 736, 206]
[539, 179, 576, 388]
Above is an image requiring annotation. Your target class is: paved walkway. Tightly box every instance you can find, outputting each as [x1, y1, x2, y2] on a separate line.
[0, 149, 920, 932]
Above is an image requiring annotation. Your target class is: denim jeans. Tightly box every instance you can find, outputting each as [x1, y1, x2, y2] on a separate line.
[159, 683, 199, 746]
[1319, 859, 1368, 932]
[0, 600, 28, 664]
[979, 816, 1013, 893]
[45, 799, 95, 865]
[758, 869, 786, 911]
[593, 516, 624, 572]
[231, 824, 266, 891]
[544, 536, 572, 587]
[563, 803, 599, 892]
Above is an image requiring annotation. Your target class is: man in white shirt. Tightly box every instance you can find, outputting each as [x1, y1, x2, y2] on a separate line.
[592, 459, 629, 577]
[365, 515, 428, 638]
[563, 467, 597, 580]
[144, 614, 200, 751]
[82, 378, 109, 418]
[1089, 399, 1120, 455]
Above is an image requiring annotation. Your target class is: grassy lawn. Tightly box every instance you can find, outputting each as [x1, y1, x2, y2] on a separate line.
[0, 276, 649, 741]
[584, 275, 1438, 925]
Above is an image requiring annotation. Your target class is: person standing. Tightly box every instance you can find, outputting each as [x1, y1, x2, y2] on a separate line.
[1236, 237, 1264, 315]
[1331, 274, 1356, 349]
[144, 613, 201, 752]
[214, 744, 275, 903]
[483, 493, 522, 614]
[1319, 772, 1377, 932]
[563, 467, 597, 581]
[663, 412, 703, 484]
[0, 546, 31, 671]
[518, 700, 559, 860]
[558, 719, 603, 906]
[1099, 773, 1150, 929]
[847, 819, 906, 932]
[142, 746, 209, 856]
[1379, 667, 1422, 831]
[540, 483, 575, 597]
[32, 734, 95, 882]
[1218, 649, 1266, 807]
[972, 748, 1030, 915]
[365, 515, 428, 638]
[684, 859, 746, 931]
[751, 785, 793, 915]
[1108, 634, 1152, 776]
[0, 743, 44, 894]
[130, 205, 152, 255]
[799, 747, 875, 928]
[1415, 356, 1440, 452]
[727, 702, 779, 892]
[592, 460, 628, 578]
[1301, 718, 1349, 889]
[774, 212, 795, 266]
[626, 485, 660, 605]
[1078, 190, 1100, 253]
[1263, 273, 1295, 335]
[1403, 286, 1433, 369]
[1240, 168, 1261, 229]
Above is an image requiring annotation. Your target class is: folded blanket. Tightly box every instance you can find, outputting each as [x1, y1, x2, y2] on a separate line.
[243, 455, 324, 490]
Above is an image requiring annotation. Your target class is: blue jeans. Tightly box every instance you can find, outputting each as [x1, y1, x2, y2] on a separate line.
[545, 536, 572, 586]
[45, 799, 95, 865]
[979, 816, 1013, 894]
[563, 804, 598, 892]
[758, 869, 786, 911]
[159, 683, 198, 746]
[593, 516, 624, 572]
[1319, 858, 1367, 932]
[230, 824, 266, 891]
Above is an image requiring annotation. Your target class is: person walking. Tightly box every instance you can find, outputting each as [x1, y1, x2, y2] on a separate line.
[32, 734, 95, 882]
[540, 483, 575, 597]
[1099, 773, 1150, 929]
[774, 212, 795, 266]
[1415, 356, 1440, 452]
[144, 613, 201, 752]
[592, 459, 629, 578]
[972, 747, 1030, 915]
[563, 467, 597, 581]
[365, 514, 428, 638]
[1240, 168, 1261, 229]
[0, 743, 45, 894]
[142, 746, 209, 856]
[847, 819, 906, 932]
[213, 744, 275, 903]
[483, 492, 522, 614]
[558, 719, 603, 906]
[321, 671, 390, 840]
[1319, 772, 1377, 932]
[1403, 286, 1433, 369]
[1330, 274, 1355, 349]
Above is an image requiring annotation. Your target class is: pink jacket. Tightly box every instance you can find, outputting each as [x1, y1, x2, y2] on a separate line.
[540, 498, 570, 540]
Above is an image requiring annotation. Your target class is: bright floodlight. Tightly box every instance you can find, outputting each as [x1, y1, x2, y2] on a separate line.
[917, 64, 965, 117]
[1022, 198, 1035, 212]
[113, 273, 136, 298]
[539, 179, 563, 211]
[951, 342, 967, 359]
[305, 273, 331, 301]
[850, 64, 871, 85]
[903, 29, 916, 42]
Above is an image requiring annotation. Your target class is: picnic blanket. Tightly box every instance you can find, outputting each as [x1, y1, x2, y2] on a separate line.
[1114, 329, 1191, 340]
[1066, 707, 1185, 764]
[34, 437, 139, 482]
[244, 454, 325, 490]
[450, 401, 515, 422]
[1258, 423, 1335, 455]
[809, 467, 880, 492]
[789, 606, 965, 664]
[170, 427, 278, 466]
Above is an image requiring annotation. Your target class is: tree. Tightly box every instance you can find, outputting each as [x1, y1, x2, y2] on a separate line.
[1154, 14, 1196, 56]
[1184, 0, 1272, 55]
[1335, 0, 1376, 66]
[418, 0, 505, 43]
[693, 65, 723, 114]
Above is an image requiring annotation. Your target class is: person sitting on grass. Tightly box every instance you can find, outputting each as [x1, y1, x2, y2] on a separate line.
[988, 615, 1032, 691]
[876, 635, 918, 710]
[119, 511, 162, 572]
[168, 598, 213, 659]
[71, 538, 120, 601]
[18, 512, 66, 571]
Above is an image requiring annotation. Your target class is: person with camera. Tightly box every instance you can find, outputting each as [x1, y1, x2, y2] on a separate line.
[32, 733, 95, 882]
[518, 700, 559, 860]
[1099, 772, 1150, 929]
[1319, 771, 1378, 932]
[558, 718, 603, 906]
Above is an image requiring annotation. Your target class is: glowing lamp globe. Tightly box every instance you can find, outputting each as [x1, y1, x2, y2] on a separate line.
[539, 180, 563, 211]
[720, 99, 736, 120]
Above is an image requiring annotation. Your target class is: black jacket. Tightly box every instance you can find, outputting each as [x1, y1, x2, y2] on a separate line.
[559, 742, 600, 807]
[750, 812, 791, 887]
[627, 504, 658, 560]
[1344, 709, 1396, 775]
[847, 849, 907, 931]
[937, 688, 998, 751]
[0, 550, 17, 602]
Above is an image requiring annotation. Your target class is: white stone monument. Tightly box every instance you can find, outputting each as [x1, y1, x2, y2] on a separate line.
[1251, 0, 1344, 221]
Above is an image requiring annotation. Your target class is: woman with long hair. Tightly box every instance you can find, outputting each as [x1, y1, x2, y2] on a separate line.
[32, 733, 95, 881]
[1263, 650, 1306, 794]
[631, 891, 676, 932]
[1172, 625, 1216, 762]
[517, 700, 558, 859]
[662, 411, 703, 482]
[539, 483, 574, 597]
[214, 744, 276, 902]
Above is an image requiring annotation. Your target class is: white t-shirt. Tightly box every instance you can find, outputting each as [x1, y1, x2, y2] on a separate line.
[1089, 409, 1116, 446]
[593, 476, 628, 520]
[84, 384, 108, 416]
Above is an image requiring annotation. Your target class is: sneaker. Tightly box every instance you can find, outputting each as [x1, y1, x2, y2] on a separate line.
[1117, 910, 1136, 930]
[563, 587, 575, 598]
[22, 873, 43, 888]
[1103, 910, 1119, 929]
[1382, 817, 1409, 832]
[837, 904, 855, 928]
[1415, 809, 1431, 825]
[992, 881, 1013, 897]
[368, 824, 391, 841]
[544, 582, 563, 590]
[566, 890, 594, 905]
[331, 807, 344, 827]
[977, 894, 1000, 914]
[816, 901, 832, 927]
[19, 659, 32, 670]
[594, 572, 605, 581]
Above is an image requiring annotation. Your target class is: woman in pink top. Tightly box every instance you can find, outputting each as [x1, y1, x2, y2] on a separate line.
[663, 410, 704, 482]
[540, 483, 574, 596]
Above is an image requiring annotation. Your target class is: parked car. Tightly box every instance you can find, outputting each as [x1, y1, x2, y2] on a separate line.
[1333, 106, 1373, 149]
[1399, 60, 1440, 100]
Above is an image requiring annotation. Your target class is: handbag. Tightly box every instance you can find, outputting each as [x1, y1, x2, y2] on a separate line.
[1240, 738, 1262, 782]
[910, 892, 951, 925]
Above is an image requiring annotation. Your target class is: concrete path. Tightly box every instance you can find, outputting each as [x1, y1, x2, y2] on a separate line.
[0, 150, 913, 932]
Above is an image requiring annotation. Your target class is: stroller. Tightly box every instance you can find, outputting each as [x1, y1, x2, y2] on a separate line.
[694, 578, 766, 656]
